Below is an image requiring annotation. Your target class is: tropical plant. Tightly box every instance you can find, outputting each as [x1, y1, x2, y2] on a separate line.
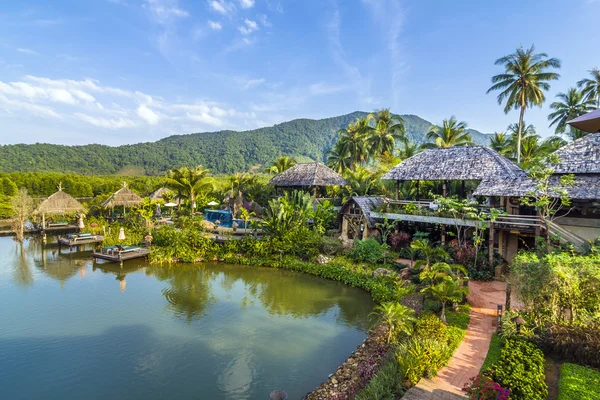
[423, 117, 473, 148]
[266, 156, 296, 174]
[371, 302, 416, 343]
[366, 109, 406, 157]
[333, 118, 371, 169]
[422, 277, 468, 323]
[489, 132, 512, 156]
[326, 144, 352, 174]
[487, 45, 561, 163]
[577, 67, 600, 107]
[548, 88, 595, 139]
[165, 166, 214, 212]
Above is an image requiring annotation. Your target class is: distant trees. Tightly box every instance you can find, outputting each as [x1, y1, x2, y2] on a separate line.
[487, 45, 561, 163]
[423, 117, 473, 148]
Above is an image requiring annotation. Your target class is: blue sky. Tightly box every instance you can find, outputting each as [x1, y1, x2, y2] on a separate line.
[0, 0, 599, 146]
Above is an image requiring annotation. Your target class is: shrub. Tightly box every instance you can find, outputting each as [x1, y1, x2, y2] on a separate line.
[390, 231, 411, 250]
[396, 337, 450, 386]
[319, 236, 345, 256]
[538, 324, 600, 369]
[415, 313, 448, 342]
[423, 299, 442, 313]
[558, 363, 600, 400]
[489, 338, 547, 400]
[463, 374, 510, 400]
[350, 239, 385, 264]
[355, 356, 405, 400]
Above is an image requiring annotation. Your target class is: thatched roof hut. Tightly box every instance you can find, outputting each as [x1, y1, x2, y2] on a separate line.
[149, 187, 172, 201]
[268, 162, 347, 187]
[552, 133, 600, 174]
[382, 146, 522, 182]
[102, 183, 143, 208]
[35, 186, 85, 215]
[340, 196, 385, 228]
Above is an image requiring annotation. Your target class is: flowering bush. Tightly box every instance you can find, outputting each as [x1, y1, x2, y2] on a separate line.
[463, 374, 510, 400]
[390, 231, 411, 250]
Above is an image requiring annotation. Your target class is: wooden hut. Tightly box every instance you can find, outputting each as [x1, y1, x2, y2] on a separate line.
[340, 196, 385, 240]
[102, 182, 143, 214]
[382, 146, 523, 200]
[149, 187, 172, 201]
[34, 184, 86, 230]
[268, 162, 347, 196]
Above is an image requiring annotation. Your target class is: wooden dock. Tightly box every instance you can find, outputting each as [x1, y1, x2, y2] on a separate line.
[58, 234, 105, 247]
[92, 246, 150, 264]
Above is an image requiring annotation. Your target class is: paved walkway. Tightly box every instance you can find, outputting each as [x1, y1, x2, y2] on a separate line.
[402, 281, 511, 400]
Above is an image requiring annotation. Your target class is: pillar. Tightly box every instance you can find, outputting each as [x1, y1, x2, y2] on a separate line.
[488, 223, 495, 267]
[341, 217, 349, 240]
[395, 181, 399, 200]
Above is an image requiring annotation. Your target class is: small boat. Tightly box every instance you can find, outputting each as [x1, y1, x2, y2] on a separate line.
[92, 245, 150, 263]
[58, 232, 105, 246]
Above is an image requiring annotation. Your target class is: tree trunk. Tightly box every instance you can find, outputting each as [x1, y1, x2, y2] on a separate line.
[505, 280, 512, 311]
[440, 301, 447, 323]
[517, 105, 525, 164]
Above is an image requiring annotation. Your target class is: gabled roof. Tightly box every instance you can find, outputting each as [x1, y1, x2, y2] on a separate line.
[35, 188, 85, 215]
[102, 184, 143, 208]
[382, 146, 522, 181]
[268, 162, 347, 187]
[474, 174, 600, 200]
[552, 133, 600, 174]
[341, 196, 385, 228]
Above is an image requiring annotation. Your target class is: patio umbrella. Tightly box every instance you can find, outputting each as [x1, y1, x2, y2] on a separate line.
[568, 108, 600, 133]
[207, 201, 219, 206]
[118, 227, 126, 240]
[164, 202, 178, 207]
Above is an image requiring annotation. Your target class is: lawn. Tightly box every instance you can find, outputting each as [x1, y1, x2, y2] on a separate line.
[558, 363, 600, 400]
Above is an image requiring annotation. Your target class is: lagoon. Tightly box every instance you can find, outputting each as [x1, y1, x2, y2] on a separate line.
[0, 236, 374, 400]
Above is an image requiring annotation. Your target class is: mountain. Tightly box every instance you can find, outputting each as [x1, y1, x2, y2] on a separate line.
[0, 112, 491, 175]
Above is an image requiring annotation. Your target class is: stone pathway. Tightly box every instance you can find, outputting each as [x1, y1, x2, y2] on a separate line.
[402, 281, 511, 400]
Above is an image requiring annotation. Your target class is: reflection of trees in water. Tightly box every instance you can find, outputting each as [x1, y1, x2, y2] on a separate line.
[31, 242, 86, 287]
[12, 242, 33, 288]
[147, 264, 216, 323]
[208, 263, 374, 328]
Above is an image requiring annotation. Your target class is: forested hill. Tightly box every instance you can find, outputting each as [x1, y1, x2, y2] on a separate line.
[0, 112, 491, 175]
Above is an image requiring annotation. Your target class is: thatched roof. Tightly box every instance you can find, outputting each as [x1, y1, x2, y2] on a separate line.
[382, 146, 522, 181]
[474, 174, 600, 200]
[35, 187, 85, 215]
[102, 183, 143, 208]
[551, 133, 600, 174]
[341, 196, 385, 228]
[268, 162, 347, 187]
[149, 187, 171, 201]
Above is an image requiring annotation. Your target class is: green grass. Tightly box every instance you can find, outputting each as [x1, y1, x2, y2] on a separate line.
[355, 356, 405, 400]
[446, 304, 470, 330]
[481, 333, 504, 372]
[558, 363, 600, 400]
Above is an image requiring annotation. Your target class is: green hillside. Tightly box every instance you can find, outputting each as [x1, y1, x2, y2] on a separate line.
[0, 112, 490, 175]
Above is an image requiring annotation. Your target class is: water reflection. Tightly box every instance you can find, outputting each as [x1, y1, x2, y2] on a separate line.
[12, 243, 33, 288]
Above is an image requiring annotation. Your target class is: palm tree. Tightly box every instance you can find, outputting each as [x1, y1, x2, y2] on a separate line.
[371, 302, 416, 343]
[489, 132, 511, 156]
[423, 117, 473, 148]
[398, 140, 420, 160]
[165, 166, 214, 212]
[548, 88, 596, 139]
[422, 277, 468, 323]
[343, 166, 379, 197]
[507, 122, 536, 160]
[266, 156, 296, 174]
[366, 109, 406, 157]
[577, 68, 600, 107]
[335, 119, 370, 168]
[487, 45, 561, 163]
[326, 144, 352, 174]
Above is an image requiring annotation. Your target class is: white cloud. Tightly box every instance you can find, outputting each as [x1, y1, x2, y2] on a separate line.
[0, 93, 61, 119]
[137, 104, 160, 124]
[17, 48, 38, 55]
[209, 0, 235, 15]
[239, 0, 255, 8]
[144, 0, 189, 24]
[238, 19, 258, 35]
[257, 14, 271, 27]
[243, 78, 265, 89]
[208, 20, 222, 30]
[186, 112, 222, 126]
[75, 113, 138, 129]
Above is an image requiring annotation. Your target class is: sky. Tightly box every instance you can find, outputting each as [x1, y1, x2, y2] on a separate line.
[0, 0, 599, 146]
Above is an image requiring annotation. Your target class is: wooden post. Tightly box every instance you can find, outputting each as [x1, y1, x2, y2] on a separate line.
[461, 180, 465, 198]
[441, 181, 447, 245]
[395, 181, 399, 200]
[416, 180, 420, 200]
[488, 222, 495, 267]
[442, 181, 448, 197]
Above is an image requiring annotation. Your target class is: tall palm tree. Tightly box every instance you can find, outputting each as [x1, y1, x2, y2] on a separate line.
[335, 118, 370, 168]
[166, 166, 215, 212]
[489, 132, 511, 156]
[326, 144, 352, 174]
[423, 116, 473, 148]
[487, 45, 561, 163]
[366, 109, 406, 157]
[548, 88, 596, 139]
[507, 122, 536, 160]
[398, 141, 420, 160]
[266, 156, 296, 174]
[577, 68, 600, 107]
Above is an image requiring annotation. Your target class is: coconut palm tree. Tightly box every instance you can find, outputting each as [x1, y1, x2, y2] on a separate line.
[577, 68, 600, 107]
[487, 45, 561, 163]
[366, 109, 406, 157]
[548, 88, 596, 139]
[422, 278, 467, 323]
[398, 140, 420, 160]
[166, 166, 215, 212]
[423, 117, 473, 148]
[335, 119, 370, 168]
[266, 156, 296, 174]
[326, 144, 352, 174]
[507, 122, 537, 160]
[489, 132, 511, 156]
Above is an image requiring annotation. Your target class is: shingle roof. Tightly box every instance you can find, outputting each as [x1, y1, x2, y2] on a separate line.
[551, 133, 600, 174]
[268, 162, 347, 187]
[474, 174, 600, 200]
[382, 146, 522, 181]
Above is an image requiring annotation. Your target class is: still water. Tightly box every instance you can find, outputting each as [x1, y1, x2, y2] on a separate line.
[0, 236, 374, 400]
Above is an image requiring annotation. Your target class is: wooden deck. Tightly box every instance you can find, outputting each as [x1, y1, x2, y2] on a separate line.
[58, 235, 105, 246]
[92, 247, 150, 263]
